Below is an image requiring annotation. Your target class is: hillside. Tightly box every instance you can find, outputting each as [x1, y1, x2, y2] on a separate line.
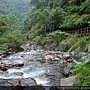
[0, 0, 32, 21]
[24, 0, 90, 45]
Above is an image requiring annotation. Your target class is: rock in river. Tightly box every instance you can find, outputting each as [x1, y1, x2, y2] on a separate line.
[0, 78, 37, 86]
[60, 76, 80, 86]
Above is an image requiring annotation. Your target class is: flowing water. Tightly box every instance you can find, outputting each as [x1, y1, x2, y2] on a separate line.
[0, 49, 64, 86]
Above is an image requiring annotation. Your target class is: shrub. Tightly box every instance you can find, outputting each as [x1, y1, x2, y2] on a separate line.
[0, 30, 26, 51]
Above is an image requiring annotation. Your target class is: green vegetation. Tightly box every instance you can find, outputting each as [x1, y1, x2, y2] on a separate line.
[23, 0, 90, 45]
[0, 30, 26, 51]
[69, 36, 89, 54]
[73, 58, 90, 86]
[0, 0, 30, 52]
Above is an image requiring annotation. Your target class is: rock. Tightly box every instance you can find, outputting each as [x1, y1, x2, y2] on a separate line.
[44, 55, 55, 60]
[11, 72, 23, 76]
[13, 51, 16, 54]
[14, 63, 24, 67]
[60, 76, 80, 86]
[0, 50, 6, 58]
[71, 51, 87, 60]
[0, 78, 37, 86]
[3, 63, 24, 68]
[26, 58, 33, 62]
[63, 55, 73, 62]
[63, 52, 70, 57]
[64, 56, 72, 60]
[61, 66, 70, 77]
[63, 52, 73, 62]
[10, 80, 25, 90]
[1, 54, 7, 58]
[67, 58, 73, 62]
[0, 65, 8, 71]
[0, 56, 2, 60]
[0, 50, 6, 55]
[29, 50, 38, 55]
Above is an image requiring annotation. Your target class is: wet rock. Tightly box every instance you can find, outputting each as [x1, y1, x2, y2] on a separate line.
[10, 80, 25, 90]
[7, 51, 13, 55]
[3, 63, 24, 68]
[71, 51, 87, 61]
[29, 50, 38, 55]
[13, 51, 16, 54]
[26, 58, 33, 62]
[1, 54, 7, 58]
[64, 56, 72, 60]
[0, 50, 6, 55]
[63, 52, 70, 56]
[0, 56, 2, 60]
[60, 76, 80, 86]
[63, 52, 73, 62]
[14, 63, 24, 67]
[0, 78, 37, 86]
[0, 65, 8, 71]
[11, 72, 23, 76]
[61, 66, 70, 77]
[0, 50, 6, 58]
[67, 58, 73, 62]
[44, 55, 55, 60]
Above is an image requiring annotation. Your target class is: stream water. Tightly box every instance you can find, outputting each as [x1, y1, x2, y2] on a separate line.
[0, 48, 64, 86]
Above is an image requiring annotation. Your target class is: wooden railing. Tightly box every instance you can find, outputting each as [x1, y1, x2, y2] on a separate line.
[63, 27, 90, 36]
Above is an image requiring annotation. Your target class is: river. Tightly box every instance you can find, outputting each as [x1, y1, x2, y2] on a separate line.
[0, 44, 65, 86]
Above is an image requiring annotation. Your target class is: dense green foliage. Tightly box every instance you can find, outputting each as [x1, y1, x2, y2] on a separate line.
[73, 58, 90, 86]
[24, 0, 90, 46]
[69, 36, 89, 54]
[0, 0, 30, 51]
[0, 30, 25, 50]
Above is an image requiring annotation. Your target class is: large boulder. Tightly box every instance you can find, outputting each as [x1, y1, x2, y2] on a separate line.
[60, 76, 79, 86]
[0, 78, 37, 86]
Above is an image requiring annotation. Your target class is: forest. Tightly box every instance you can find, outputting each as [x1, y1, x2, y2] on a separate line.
[0, 0, 90, 86]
